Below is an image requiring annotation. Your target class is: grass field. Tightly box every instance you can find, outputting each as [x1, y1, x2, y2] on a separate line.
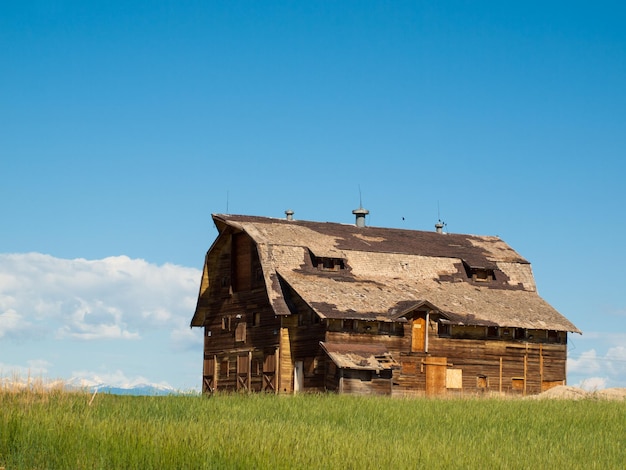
[1, 388, 624, 469]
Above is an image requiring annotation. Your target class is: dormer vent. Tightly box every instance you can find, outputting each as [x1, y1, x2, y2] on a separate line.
[352, 207, 369, 227]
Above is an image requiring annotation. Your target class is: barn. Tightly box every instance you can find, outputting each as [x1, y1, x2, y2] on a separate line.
[190, 209, 580, 396]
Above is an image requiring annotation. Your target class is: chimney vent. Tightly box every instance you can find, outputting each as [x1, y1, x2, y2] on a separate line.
[352, 207, 369, 227]
[435, 220, 445, 234]
[285, 209, 294, 221]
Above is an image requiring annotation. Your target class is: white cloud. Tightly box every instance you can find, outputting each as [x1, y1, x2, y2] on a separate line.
[578, 377, 607, 391]
[569, 346, 626, 389]
[0, 359, 51, 377]
[568, 349, 601, 375]
[0, 309, 30, 338]
[606, 346, 626, 377]
[0, 253, 200, 342]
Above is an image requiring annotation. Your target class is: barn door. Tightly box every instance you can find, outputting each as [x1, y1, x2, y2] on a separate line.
[411, 316, 426, 352]
[425, 357, 447, 396]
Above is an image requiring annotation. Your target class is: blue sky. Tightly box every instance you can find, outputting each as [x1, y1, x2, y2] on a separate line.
[1, 1, 625, 391]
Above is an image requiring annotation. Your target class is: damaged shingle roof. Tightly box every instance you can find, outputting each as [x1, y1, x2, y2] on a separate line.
[210, 213, 580, 333]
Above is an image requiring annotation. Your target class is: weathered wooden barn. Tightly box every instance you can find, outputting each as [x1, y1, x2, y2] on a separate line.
[190, 210, 580, 396]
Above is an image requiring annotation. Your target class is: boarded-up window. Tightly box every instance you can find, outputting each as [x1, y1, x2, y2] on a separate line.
[512, 377, 525, 391]
[446, 369, 463, 389]
[235, 322, 247, 342]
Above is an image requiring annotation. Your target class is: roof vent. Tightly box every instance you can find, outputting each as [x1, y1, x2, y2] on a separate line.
[352, 207, 369, 227]
[435, 220, 445, 234]
[285, 209, 294, 221]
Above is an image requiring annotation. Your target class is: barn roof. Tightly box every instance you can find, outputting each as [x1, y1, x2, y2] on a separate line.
[192, 213, 580, 333]
[320, 342, 399, 371]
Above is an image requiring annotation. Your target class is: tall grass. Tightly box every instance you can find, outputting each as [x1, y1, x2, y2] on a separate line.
[1, 389, 624, 469]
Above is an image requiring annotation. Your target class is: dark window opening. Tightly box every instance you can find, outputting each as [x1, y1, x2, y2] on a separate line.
[487, 326, 499, 338]
[515, 328, 526, 340]
[220, 359, 229, 378]
[477, 375, 488, 389]
[221, 316, 231, 331]
[462, 261, 495, 282]
[309, 250, 345, 272]
[342, 319, 355, 331]
[438, 323, 451, 337]
[548, 330, 559, 342]
[252, 312, 261, 327]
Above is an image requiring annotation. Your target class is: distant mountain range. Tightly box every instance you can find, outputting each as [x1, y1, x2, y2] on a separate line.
[64, 377, 194, 396]
[2, 376, 199, 396]
[89, 384, 180, 396]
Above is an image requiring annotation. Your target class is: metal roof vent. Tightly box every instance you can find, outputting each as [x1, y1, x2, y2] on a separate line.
[352, 207, 369, 227]
[435, 220, 445, 234]
[285, 209, 294, 221]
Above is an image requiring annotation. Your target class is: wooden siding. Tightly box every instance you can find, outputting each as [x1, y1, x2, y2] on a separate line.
[200, 232, 281, 392]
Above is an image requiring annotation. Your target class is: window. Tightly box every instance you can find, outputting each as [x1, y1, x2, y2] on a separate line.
[252, 312, 261, 327]
[220, 359, 229, 378]
[463, 261, 495, 282]
[309, 250, 345, 272]
[473, 269, 494, 282]
[379, 322, 391, 334]
[487, 326, 499, 338]
[515, 328, 526, 340]
[342, 319, 354, 330]
[438, 323, 451, 337]
[477, 375, 488, 389]
[548, 330, 559, 342]
[221, 316, 231, 331]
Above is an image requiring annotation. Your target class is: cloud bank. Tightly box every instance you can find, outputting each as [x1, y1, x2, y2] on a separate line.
[0, 252, 201, 346]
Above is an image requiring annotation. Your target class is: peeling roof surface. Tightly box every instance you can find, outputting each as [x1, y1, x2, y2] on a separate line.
[208, 214, 580, 333]
[320, 342, 399, 371]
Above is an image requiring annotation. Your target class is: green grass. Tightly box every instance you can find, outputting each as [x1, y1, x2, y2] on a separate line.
[1, 390, 624, 469]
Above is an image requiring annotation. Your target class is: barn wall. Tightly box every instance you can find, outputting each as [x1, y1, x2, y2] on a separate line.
[394, 336, 567, 396]
[199, 231, 280, 393]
